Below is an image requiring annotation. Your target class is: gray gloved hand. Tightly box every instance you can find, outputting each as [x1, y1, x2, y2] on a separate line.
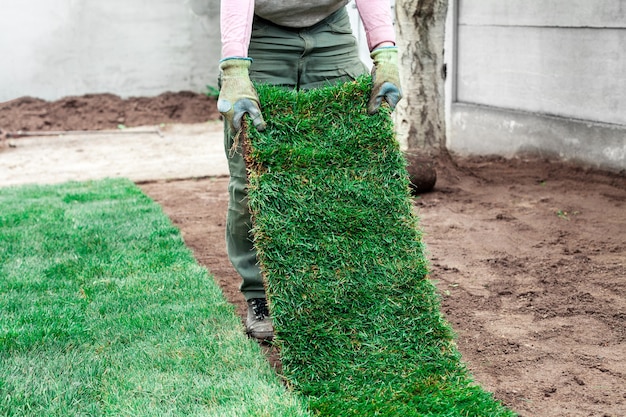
[218, 58, 266, 131]
[368, 46, 403, 114]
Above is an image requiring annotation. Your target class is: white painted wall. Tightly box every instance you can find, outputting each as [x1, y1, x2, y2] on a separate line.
[0, 0, 220, 102]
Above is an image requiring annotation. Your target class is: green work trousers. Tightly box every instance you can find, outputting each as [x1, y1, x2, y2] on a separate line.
[223, 7, 368, 301]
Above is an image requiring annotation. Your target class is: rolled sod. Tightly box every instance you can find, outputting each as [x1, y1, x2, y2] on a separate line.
[243, 77, 515, 416]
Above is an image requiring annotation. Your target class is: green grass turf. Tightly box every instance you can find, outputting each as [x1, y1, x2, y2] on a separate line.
[0, 178, 311, 416]
[244, 77, 517, 416]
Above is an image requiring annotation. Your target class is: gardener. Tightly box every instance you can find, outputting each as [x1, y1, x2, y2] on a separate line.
[218, 0, 402, 342]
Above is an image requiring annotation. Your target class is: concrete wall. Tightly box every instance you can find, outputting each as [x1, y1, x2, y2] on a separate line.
[0, 0, 220, 101]
[447, 0, 626, 171]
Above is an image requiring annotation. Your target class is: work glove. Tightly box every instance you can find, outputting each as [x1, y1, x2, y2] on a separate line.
[367, 46, 402, 114]
[218, 58, 266, 132]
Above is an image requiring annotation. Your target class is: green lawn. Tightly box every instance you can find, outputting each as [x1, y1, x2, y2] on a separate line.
[0, 178, 310, 416]
[245, 77, 517, 416]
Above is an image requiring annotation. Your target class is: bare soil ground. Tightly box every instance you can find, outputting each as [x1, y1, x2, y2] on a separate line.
[2, 94, 625, 416]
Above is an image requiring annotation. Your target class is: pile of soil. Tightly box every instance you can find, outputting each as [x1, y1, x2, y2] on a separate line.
[0, 91, 219, 133]
[2, 92, 625, 416]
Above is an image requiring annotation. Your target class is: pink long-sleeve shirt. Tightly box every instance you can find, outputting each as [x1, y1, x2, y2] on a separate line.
[221, 0, 396, 58]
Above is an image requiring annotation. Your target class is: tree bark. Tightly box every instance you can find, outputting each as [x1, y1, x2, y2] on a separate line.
[394, 0, 449, 155]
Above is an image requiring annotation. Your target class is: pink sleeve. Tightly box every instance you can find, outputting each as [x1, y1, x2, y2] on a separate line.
[354, 0, 396, 51]
[221, 0, 255, 58]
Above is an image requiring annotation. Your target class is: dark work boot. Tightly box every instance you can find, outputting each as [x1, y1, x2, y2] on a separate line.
[246, 298, 274, 342]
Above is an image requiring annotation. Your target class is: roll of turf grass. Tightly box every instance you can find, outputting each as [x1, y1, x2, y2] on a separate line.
[243, 76, 516, 417]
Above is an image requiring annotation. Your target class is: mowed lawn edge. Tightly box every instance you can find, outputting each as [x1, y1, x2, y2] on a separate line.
[0, 178, 310, 417]
[245, 77, 517, 416]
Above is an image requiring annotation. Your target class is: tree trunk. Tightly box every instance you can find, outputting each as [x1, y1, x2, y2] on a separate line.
[395, 0, 449, 155]
[394, 0, 449, 193]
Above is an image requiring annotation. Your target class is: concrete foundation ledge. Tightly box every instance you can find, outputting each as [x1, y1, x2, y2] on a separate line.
[449, 103, 626, 172]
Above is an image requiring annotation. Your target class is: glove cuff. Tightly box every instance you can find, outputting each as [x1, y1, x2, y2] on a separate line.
[370, 46, 398, 63]
[219, 57, 252, 76]
[219, 56, 253, 63]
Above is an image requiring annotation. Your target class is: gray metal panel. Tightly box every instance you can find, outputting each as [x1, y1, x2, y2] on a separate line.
[459, 0, 626, 28]
[456, 25, 626, 126]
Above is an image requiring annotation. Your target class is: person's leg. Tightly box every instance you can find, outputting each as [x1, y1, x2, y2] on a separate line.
[224, 124, 265, 301]
[223, 7, 368, 340]
[223, 17, 304, 341]
[225, 19, 303, 303]
[249, 8, 367, 90]
[224, 123, 275, 341]
[248, 17, 303, 88]
[297, 7, 368, 90]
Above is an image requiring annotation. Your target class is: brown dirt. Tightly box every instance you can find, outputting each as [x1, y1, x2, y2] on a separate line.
[2, 93, 625, 416]
[0, 91, 219, 134]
